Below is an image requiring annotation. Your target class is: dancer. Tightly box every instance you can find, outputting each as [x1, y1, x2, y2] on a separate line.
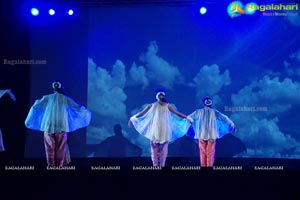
[0, 89, 16, 152]
[25, 81, 91, 166]
[128, 89, 193, 167]
[187, 96, 236, 167]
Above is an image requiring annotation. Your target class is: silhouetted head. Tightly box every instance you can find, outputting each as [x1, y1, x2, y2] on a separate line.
[52, 80, 64, 94]
[202, 96, 213, 108]
[155, 88, 167, 102]
[113, 124, 122, 136]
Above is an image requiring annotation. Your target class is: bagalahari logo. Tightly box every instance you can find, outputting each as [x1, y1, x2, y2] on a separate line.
[227, 1, 299, 18]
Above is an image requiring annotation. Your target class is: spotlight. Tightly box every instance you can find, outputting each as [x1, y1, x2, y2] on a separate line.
[199, 7, 207, 15]
[31, 8, 39, 16]
[49, 9, 55, 16]
[67, 9, 74, 15]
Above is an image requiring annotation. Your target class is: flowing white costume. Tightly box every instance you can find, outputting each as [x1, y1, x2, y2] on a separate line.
[187, 107, 235, 140]
[186, 106, 235, 167]
[25, 92, 91, 166]
[25, 92, 91, 134]
[131, 102, 189, 144]
[0, 89, 16, 152]
[130, 101, 190, 166]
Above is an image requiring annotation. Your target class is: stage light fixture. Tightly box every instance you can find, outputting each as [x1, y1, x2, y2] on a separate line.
[67, 9, 74, 15]
[199, 7, 207, 15]
[31, 8, 39, 16]
[49, 9, 55, 16]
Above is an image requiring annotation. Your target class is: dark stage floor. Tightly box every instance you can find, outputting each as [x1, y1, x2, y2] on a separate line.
[1, 157, 300, 199]
[1, 157, 300, 170]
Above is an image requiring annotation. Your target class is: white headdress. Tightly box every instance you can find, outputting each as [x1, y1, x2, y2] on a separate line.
[156, 92, 165, 101]
[203, 97, 213, 106]
[52, 81, 62, 89]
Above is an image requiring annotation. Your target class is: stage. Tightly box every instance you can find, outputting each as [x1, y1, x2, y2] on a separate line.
[1, 157, 300, 199]
[1, 0, 300, 198]
[1, 157, 300, 170]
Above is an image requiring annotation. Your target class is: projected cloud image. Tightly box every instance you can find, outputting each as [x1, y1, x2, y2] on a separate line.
[87, 3, 300, 158]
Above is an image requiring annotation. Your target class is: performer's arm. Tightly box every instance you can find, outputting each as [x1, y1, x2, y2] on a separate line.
[32, 96, 48, 108]
[188, 110, 197, 119]
[128, 104, 152, 127]
[135, 104, 152, 118]
[66, 96, 85, 111]
[215, 110, 236, 131]
[168, 104, 193, 124]
[0, 89, 16, 102]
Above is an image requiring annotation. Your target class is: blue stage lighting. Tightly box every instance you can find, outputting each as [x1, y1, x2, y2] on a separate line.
[199, 7, 207, 15]
[49, 9, 55, 16]
[31, 8, 39, 16]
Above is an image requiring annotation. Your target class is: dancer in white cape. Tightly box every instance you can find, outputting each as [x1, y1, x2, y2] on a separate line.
[25, 81, 91, 166]
[186, 96, 236, 167]
[0, 89, 16, 152]
[128, 89, 193, 167]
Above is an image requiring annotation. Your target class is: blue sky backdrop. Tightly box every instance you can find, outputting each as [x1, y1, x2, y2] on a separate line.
[87, 1, 300, 158]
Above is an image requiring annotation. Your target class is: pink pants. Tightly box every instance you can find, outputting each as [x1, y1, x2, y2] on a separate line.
[150, 141, 168, 167]
[199, 139, 216, 167]
[44, 132, 68, 166]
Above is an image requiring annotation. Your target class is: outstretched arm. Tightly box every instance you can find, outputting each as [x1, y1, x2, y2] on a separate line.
[66, 96, 86, 111]
[215, 110, 236, 132]
[0, 89, 16, 102]
[128, 104, 152, 127]
[168, 104, 193, 124]
[31, 96, 49, 109]
[135, 104, 152, 118]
